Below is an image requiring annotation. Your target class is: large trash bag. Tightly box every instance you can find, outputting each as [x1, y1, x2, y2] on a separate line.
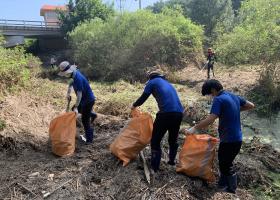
[49, 112, 76, 157]
[110, 109, 153, 166]
[176, 134, 219, 182]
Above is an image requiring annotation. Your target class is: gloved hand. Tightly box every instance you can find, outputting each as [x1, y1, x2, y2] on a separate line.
[185, 127, 198, 135]
[131, 105, 136, 110]
[72, 106, 78, 115]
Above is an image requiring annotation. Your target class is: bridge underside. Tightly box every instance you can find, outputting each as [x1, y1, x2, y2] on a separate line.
[1, 25, 66, 50]
[3, 35, 67, 50]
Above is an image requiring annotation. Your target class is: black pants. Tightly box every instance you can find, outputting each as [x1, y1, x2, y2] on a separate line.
[218, 141, 242, 176]
[151, 112, 183, 152]
[78, 101, 95, 142]
[207, 63, 214, 78]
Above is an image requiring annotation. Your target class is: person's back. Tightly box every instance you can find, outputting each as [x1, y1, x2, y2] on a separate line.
[212, 91, 244, 142]
[132, 71, 184, 173]
[146, 77, 183, 113]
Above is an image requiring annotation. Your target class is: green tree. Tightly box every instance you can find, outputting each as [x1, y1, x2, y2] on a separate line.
[59, 0, 114, 34]
[215, 0, 280, 65]
[148, 0, 235, 41]
[70, 10, 203, 81]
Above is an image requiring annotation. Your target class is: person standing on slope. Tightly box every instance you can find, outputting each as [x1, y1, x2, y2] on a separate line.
[206, 48, 217, 79]
[185, 79, 255, 194]
[132, 68, 184, 174]
[58, 61, 97, 144]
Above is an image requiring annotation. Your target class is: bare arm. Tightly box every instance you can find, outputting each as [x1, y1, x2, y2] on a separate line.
[75, 91, 82, 107]
[194, 114, 218, 130]
[240, 101, 255, 111]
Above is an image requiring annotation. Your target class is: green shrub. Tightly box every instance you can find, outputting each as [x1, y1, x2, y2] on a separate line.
[248, 63, 280, 117]
[0, 119, 6, 131]
[70, 9, 203, 81]
[0, 45, 41, 95]
[215, 0, 280, 65]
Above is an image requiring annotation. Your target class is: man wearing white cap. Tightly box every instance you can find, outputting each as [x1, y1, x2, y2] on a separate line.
[58, 61, 96, 144]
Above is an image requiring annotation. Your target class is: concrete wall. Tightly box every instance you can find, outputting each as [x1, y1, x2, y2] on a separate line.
[4, 36, 25, 47]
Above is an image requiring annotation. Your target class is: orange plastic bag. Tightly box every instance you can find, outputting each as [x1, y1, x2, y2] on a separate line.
[110, 109, 153, 166]
[176, 134, 219, 182]
[49, 112, 76, 157]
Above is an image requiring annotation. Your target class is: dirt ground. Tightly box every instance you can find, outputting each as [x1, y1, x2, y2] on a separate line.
[0, 89, 279, 200]
[176, 64, 260, 95]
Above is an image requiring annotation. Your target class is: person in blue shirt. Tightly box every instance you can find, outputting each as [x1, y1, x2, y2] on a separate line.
[132, 69, 184, 173]
[58, 61, 97, 144]
[185, 79, 255, 193]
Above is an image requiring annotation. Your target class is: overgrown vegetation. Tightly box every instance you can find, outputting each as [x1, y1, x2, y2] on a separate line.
[0, 35, 41, 96]
[148, 0, 236, 42]
[248, 63, 280, 117]
[0, 119, 6, 131]
[215, 0, 280, 65]
[70, 9, 203, 81]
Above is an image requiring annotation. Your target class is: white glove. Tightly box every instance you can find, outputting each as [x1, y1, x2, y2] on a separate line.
[185, 127, 198, 135]
[189, 127, 198, 133]
[73, 107, 78, 115]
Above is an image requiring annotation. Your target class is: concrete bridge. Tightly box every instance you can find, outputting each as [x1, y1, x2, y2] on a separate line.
[0, 19, 66, 50]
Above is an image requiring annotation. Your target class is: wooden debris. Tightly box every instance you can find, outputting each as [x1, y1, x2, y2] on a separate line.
[16, 182, 37, 197]
[140, 151, 151, 184]
[42, 179, 73, 198]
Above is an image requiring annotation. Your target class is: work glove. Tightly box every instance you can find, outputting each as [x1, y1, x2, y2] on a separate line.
[72, 106, 79, 115]
[185, 127, 198, 135]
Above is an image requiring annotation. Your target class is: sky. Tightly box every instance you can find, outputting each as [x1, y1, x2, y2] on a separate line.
[0, 0, 160, 21]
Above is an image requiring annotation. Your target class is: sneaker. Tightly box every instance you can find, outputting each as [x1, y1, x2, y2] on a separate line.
[79, 135, 87, 143]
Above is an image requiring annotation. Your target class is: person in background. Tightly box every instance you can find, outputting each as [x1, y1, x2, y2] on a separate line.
[206, 48, 217, 79]
[58, 61, 97, 144]
[185, 79, 255, 194]
[132, 68, 184, 174]
[50, 57, 56, 68]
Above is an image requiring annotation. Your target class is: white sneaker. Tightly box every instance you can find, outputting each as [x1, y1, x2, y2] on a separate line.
[79, 135, 86, 142]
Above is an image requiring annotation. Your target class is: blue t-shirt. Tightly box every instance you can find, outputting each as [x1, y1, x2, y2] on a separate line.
[72, 70, 95, 106]
[144, 77, 184, 113]
[210, 91, 246, 143]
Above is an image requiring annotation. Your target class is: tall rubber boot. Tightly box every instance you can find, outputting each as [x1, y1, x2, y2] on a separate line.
[167, 145, 178, 166]
[85, 128, 94, 143]
[91, 112, 97, 123]
[217, 173, 227, 191]
[151, 150, 162, 172]
[226, 173, 237, 194]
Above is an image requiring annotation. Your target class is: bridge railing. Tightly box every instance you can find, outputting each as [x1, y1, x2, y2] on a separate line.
[0, 19, 60, 28]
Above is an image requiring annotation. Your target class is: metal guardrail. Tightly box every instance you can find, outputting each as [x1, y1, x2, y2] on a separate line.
[0, 19, 60, 28]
